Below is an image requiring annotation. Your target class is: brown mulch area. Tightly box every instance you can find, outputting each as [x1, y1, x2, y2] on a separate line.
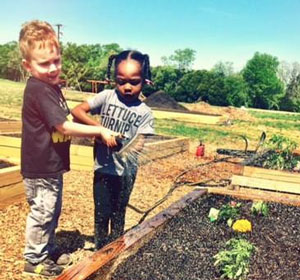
[0, 151, 238, 280]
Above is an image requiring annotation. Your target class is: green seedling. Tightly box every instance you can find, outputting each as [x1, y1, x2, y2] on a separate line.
[251, 201, 269, 216]
[214, 238, 256, 280]
[218, 202, 241, 223]
[208, 202, 241, 225]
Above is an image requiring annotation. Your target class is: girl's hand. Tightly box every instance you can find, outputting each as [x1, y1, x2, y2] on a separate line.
[99, 127, 120, 147]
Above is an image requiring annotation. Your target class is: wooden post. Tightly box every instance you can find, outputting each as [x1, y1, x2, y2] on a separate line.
[87, 80, 111, 93]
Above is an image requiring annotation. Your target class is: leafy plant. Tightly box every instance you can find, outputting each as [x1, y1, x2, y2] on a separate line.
[214, 238, 256, 280]
[251, 201, 269, 216]
[208, 202, 241, 226]
[218, 202, 241, 224]
[262, 134, 298, 170]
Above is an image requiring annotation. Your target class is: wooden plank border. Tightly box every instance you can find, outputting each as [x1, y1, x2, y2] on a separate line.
[0, 136, 190, 171]
[231, 164, 300, 194]
[0, 162, 24, 208]
[233, 165, 300, 183]
[0, 121, 22, 134]
[231, 175, 300, 194]
[206, 186, 300, 207]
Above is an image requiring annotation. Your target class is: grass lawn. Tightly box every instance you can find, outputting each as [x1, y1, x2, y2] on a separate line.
[0, 78, 299, 150]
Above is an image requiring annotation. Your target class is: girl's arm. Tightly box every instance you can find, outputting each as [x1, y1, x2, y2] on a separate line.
[71, 101, 99, 126]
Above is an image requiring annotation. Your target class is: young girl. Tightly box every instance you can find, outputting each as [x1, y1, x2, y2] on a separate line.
[72, 50, 154, 249]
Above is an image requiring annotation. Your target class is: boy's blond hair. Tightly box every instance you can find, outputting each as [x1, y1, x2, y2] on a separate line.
[19, 20, 60, 60]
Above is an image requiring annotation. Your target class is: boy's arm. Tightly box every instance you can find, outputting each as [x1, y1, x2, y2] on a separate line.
[55, 101, 118, 147]
[55, 121, 118, 147]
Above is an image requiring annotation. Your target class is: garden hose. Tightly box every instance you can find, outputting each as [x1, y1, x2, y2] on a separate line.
[127, 155, 236, 227]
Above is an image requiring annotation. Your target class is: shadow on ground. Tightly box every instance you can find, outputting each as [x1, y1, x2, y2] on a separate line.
[56, 229, 94, 253]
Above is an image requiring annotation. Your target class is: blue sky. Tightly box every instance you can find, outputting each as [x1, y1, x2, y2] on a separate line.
[1, 0, 300, 70]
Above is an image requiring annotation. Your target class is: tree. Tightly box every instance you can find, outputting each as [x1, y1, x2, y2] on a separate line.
[61, 42, 122, 91]
[173, 70, 228, 105]
[278, 61, 300, 89]
[212, 61, 234, 77]
[280, 74, 300, 112]
[6, 44, 27, 81]
[242, 52, 284, 109]
[0, 41, 26, 81]
[173, 70, 206, 102]
[161, 48, 196, 71]
[203, 72, 226, 106]
[224, 74, 249, 107]
[144, 65, 183, 97]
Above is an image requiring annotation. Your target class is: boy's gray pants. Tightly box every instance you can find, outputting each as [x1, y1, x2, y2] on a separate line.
[23, 176, 63, 264]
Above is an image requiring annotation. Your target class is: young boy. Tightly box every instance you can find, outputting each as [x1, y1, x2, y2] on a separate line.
[19, 20, 118, 277]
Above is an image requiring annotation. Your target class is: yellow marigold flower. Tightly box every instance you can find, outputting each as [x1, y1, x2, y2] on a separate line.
[232, 219, 252, 232]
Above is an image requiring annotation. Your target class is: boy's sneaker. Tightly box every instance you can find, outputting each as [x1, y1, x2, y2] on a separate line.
[24, 258, 64, 277]
[49, 249, 72, 266]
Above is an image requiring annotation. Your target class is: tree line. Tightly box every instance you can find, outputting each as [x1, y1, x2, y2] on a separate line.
[0, 41, 299, 112]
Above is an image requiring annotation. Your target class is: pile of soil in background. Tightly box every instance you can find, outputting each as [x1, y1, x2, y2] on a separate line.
[182, 102, 255, 121]
[110, 194, 300, 280]
[144, 90, 189, 112]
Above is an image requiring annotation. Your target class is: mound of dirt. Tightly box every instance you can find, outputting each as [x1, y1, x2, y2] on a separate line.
[182, 102, 255, 121]
[144, 91, 189, 112]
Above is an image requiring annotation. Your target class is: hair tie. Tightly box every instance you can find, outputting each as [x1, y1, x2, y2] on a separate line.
[145, 79, 154, 86]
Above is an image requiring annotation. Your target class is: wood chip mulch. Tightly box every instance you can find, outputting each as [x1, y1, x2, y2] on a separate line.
[0, 152, 237, 280]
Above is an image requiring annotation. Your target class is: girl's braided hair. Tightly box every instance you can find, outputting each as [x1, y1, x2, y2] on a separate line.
[106, 50, 152, 85]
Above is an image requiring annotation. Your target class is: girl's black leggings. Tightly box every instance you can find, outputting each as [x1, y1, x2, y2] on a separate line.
[93, 170, 137, 249]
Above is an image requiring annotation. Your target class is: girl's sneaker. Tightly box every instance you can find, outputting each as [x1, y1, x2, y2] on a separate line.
[50, 249, 72, 266]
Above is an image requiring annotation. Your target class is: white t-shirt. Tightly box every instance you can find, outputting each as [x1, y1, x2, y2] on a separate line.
[88, 89, 154, 175]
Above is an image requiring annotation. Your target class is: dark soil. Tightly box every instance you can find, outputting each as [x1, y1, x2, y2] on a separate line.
[144, 90, 189, 112]
[110, 194, 300, 280]
[0, 160, 15, 169]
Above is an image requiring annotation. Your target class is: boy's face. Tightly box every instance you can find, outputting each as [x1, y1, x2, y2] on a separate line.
[22, 44, 61, 86]
[116, 59, 143, 101]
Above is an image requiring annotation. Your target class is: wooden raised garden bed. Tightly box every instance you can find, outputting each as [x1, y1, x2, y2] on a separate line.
[0, 135, 189, 208]
[0, 158, 23, 209]
[0, 135, 189, 171]
[231, 165, 300, 194]
[0, 120, 22, 135]
[55, 185, 300, 280]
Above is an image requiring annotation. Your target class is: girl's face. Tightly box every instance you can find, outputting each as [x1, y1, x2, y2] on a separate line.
[115, 59, 143, 101]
